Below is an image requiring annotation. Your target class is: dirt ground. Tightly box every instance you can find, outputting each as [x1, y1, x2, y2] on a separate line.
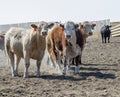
[0, 35, 120, 97]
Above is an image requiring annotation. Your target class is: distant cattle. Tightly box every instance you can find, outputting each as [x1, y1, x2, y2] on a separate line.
[5, 21, 54, 78]
[0, 33, 5, 52]
[46, 21, 84, 74]
[100, 25, 111, 43]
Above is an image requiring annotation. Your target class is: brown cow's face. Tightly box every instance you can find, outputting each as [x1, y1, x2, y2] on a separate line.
[80, 22, 96, 36]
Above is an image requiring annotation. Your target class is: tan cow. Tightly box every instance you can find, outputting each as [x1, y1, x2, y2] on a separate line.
[5, 21, 54, 78]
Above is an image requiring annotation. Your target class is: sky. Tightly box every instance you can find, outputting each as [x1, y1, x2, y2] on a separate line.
[0, 0, 119, 25]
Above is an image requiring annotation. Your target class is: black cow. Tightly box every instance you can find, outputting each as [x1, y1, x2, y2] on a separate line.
[101, 25, 111, 43]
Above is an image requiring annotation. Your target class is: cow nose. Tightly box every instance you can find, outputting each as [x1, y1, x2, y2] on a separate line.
[66, 35, 71, 39]
[42, 31, 47, 35]
[89, 32, 93, 35]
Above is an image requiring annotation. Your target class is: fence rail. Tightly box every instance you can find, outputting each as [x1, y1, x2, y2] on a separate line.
[111, 24, 120, 37]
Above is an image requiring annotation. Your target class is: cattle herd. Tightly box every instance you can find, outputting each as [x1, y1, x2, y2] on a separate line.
[0, 21, 112, 78]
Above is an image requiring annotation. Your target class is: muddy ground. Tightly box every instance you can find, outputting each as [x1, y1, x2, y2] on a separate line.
[0, 35, 120, 97]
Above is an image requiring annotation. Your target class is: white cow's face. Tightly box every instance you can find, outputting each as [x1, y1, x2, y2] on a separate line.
[31, 21, 54, 36]
[63, 21, 78, 40]
[80, 22, 96, 36]
[38, 22, 49, 36]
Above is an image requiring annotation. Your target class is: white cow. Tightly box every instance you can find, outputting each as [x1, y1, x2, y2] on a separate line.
[5, 21, 54, 78]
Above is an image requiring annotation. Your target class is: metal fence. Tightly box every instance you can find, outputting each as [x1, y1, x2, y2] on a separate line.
[0, 22, 39, 32]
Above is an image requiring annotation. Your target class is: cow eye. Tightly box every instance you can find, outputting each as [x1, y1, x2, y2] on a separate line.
[72, 28, 74, 30]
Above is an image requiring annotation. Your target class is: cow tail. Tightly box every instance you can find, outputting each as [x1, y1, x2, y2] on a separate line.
[5, 45, 10, 65]
[36, 31, 38, 49]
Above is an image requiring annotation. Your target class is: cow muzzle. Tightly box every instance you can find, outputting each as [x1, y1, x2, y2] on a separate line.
[89, 32, 93, 36]
[42, 31, 47, 36]
[66, 35, 71, 39]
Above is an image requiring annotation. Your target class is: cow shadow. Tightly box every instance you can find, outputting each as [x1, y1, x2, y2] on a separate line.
[69, 63, 117, 79]
[27, 63, 117, 81]
[40, 74, 86, 81]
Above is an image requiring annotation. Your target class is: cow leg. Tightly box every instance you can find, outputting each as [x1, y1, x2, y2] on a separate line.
[15, 56, 21, 76]
[62, 47, 68, 75]
[75, 56, 80, 74]
[79, 52, 82, 64]
[101, 34, 104, 43]
[62, 56, 66, 75]
[8, 51, 16, 77]
[23, 51, 30, 78]
[36, 60, 41, 77]
[72, 58, 75, 65]
[24, 63, 30, 78]
[62, 56, 67, 75]
[56, 51, 62, 73]
[105, 37, 107, 43]
[108, 37, 110, 43]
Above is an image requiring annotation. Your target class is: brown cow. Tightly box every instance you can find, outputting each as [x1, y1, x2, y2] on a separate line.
[46, 21, 83, 74]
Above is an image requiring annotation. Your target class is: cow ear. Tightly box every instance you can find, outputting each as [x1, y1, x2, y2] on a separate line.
[31, 24, 38, 31]
[80, 24, 84, 29]
[31, 24, 38, 28]
[92, 24, 96, 27]
[48, 23, 54, 29]
[60, 24, 64, 29]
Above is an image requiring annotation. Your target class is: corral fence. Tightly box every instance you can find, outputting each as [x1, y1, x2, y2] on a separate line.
[0, 22, 39, 33]
[91, 19, 120, 37]
[111, 24, 120, 37]
[1, 19, 119, 37]
[91, 19, 110, 38]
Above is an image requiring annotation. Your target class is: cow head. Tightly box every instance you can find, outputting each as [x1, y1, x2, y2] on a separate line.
[60, 21, 79, 41]
[31, 21, 54, 36]
[104, 25, 111, 29]
[80, 21, 96, 36]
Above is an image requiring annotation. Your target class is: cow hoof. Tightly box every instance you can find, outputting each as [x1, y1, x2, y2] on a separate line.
[36, 73, 41, 78]
[23, 74, 29, 78]
[62, 67, 67, 75]
[67, 65, 71, 70]
[36, 75, 40, 78]
[62, 72, 66, 75]
[12, 71, 18, 77]
[75, 72, 80, 74]
[14, 71, 18, 76]
[12, 74, 16, 77]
